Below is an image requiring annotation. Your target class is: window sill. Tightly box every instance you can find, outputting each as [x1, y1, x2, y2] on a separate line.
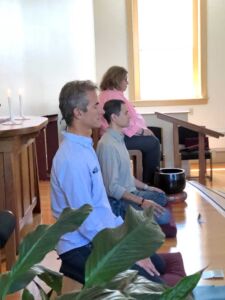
[131, 97, 208, 107]
[135, 107, 190, 115]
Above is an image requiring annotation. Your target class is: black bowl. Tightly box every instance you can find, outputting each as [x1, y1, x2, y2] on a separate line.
[154, 168, 186, 195]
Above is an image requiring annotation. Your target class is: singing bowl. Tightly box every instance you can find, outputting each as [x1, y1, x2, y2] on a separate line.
[154, 168, 186, 195]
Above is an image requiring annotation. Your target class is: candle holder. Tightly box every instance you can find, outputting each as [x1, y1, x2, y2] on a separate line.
[2, 94, 22, 125]
[15, 93, 30, 121]
[15, 115, 30, 121]
[1, 119, 22, 125]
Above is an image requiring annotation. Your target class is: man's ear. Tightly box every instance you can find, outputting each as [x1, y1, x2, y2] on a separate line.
[73, 107, 83, 119]
[111, 113, 117, 123]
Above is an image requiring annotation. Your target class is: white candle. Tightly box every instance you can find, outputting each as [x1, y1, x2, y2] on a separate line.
[7, 89, 13, 120]
[18, 88, 23, 118]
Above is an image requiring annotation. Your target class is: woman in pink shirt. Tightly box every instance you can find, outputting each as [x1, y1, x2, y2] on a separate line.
[99, 66, 160, 184]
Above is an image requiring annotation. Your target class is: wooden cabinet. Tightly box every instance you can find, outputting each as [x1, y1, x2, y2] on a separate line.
[0, 117, 47, 268]
[36, 114, 59, 180]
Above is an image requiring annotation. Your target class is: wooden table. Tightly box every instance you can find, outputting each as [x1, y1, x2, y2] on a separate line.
[0, 116, 48, 269]
[160, 181, 225, 286]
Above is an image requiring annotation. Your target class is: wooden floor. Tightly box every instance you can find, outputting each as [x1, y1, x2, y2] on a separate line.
[2, 163, 225, 295]
[159, 163, 225, 285]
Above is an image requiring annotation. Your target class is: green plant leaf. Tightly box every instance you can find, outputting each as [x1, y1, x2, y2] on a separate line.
[14, 205, 92, 273]
[7, 265, 62, 294]
[57, 287, 129, 300]
[33, 280, 49, 300]
[103, 269, 139, 291]
[37, 265, 63, 295]
[160, 270, 202, 300]
[22, 288, 35, 300]
[8, 267, 41, 293]
[85, 206, 165, 287]
[0, 273, 10, 295]
[57, 270, 165, 300]
[39, 288, 49, 300]
[0, 205, 92, 299]
[123, 273, 165, 300]
[104, 270, 165, 300]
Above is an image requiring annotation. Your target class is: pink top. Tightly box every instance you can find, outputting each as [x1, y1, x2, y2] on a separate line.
[99, 89, 147, 137]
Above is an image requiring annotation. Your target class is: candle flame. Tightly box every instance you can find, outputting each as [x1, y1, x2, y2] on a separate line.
[18, 88, 23, 96]
[7, 89, 11, 97]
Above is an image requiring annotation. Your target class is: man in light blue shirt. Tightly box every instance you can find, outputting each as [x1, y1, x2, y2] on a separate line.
[51, 81, 123, 282]
[51, 81, 166, 284]
[51, 132, 123, 254]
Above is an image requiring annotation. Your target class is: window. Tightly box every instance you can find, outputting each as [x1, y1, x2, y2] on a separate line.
[127, 0, 207, 106]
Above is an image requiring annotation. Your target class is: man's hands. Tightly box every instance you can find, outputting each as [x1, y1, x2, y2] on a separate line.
[136, 257, 160, 276]
[141, 199, 166, 217]
[146, 185, 165, 194]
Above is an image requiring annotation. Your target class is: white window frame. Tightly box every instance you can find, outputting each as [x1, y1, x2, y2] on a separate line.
[126, 0, 207, 106]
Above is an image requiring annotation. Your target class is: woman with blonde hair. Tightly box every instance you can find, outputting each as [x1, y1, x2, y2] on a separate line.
[99, 66, 160, 184]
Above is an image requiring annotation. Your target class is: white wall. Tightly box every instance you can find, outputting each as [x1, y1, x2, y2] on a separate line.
[93, 0, 128, 86]
[1, 0, 224, 150]
[0, 0, 96, 117]
[93, 0, 225, 149]
[190, 0, 225, 148]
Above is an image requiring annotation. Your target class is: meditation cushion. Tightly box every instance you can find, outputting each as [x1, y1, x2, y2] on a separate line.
[0, 210, 16, 248]
[159, 252, 186, 286]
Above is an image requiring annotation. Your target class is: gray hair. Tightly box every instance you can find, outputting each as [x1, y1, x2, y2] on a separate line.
[59, 80, 97, 126]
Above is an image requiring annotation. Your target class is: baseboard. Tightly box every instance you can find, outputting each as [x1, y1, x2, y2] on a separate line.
[212, 148, 225, 163]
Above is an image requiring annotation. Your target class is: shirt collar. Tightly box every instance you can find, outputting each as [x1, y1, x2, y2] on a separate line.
[62, 131, 93, 147]
[106, 128, 124, 142]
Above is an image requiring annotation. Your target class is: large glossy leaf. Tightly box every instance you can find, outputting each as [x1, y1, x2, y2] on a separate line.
[57, 270, 165, 300]
[37, 265, 63, 295]
[8, 265, 63, 294]
[123, 274, 165, 300]
[8, 267, 42, 293]
[103, 269, 139, 291]
[22, 288, 35, 300]
[105, 270, 165, 299]
[57, 287, 129, 300]
[7, 265, 62, 294]
[85, 206, 165, 287]
[0, 273, 10, 296]
[160, 270, 202, 300]
[38, 288, 49, 300]
[14, 205, 92, 273]
[33, 280, 49, 300]
[0, 205, 92, 299]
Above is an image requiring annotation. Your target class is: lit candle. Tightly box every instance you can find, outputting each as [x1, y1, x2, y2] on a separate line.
[7, 89, 13, 121]
[18, 88, 23, 118]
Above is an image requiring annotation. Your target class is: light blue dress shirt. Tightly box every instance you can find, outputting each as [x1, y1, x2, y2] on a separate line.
[51, 131, 123, 254]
